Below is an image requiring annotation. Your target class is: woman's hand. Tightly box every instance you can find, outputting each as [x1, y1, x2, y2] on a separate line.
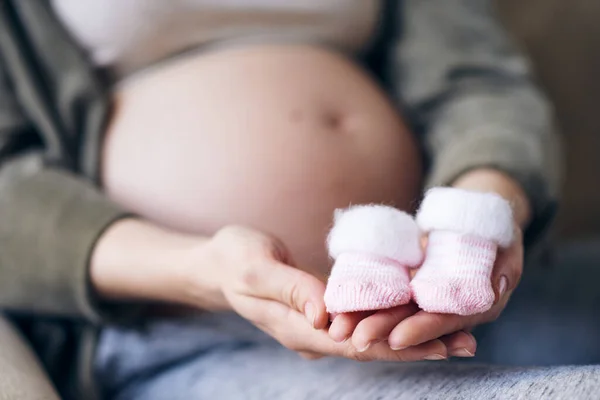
[385, 226, 523, 350]
[199, 226, 474, 361]
[328, 228, 521, 356]
[93, 221, 472, 361]
[196, 225, 330, 329]
[328, 168, 528, 356]
[386, 168, 529, 350]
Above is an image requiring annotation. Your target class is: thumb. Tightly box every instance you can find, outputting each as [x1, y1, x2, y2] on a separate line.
[249, 260, 328, 330]
[491, 228, 523, 303]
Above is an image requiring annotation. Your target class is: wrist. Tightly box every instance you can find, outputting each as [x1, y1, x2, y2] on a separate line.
[90, 218, 211, 306]
[451, 168, 531, 229]
[177, 237, 232, 311]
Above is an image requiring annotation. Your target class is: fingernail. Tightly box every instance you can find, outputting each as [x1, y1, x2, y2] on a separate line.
[423, 354, 446, 361]
[498, 276, 508, 297]
[450, 348, 475, 358]
[332, 334, 349, 344]
[390, 345, 408, 351]
[356, 343, 371, 353]
[357, 340, 378, 353]
[305, 303, 316, 328]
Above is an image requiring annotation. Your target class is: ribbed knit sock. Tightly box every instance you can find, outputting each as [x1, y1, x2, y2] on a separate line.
[324, 205, 423, 314]
[411, 188, 514, 316]
[411, 231, 498, 315]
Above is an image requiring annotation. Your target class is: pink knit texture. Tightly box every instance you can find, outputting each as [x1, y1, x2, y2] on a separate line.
[324, 253, 411, 313]
[411, 231, 497, 315]
[324, 205, 423, 313]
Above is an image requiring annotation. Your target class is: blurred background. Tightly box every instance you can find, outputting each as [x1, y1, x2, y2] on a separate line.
[499, 0, 600, 239]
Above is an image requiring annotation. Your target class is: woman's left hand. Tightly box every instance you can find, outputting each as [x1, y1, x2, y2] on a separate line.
[385, 168, 529, 352]
[329, 168, 529, 357]
[330, 227, 522, 356]
[385, 226, 523, 351]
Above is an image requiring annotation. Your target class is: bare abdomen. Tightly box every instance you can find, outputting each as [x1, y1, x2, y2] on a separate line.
[102, 45, 421, 276]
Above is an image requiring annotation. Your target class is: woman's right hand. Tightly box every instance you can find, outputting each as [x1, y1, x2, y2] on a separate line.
[188, 226, 474, 361]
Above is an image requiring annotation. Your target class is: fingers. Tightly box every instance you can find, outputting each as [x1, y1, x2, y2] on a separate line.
[491, 227, 523, 303]
[273, 301, 450, 362]
[242, 260, 329, 329]
[329, 308, 476, 359]
[328, 311, 374, 343]
[350, 304, 419, 351]
[387, 311, 472, 349]
[392, 339, 447, 361]
[354, 338, 448, 362]
[247, 297, 459, 363]
[343, 338, 448, 362]
[440, 331, 477, 357]
[385, 226, 522, 352]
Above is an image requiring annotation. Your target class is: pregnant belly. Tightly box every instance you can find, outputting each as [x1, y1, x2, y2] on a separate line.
[102, 45, 421, 276]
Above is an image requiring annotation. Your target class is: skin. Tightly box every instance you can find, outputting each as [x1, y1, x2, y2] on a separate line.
[101, 46, 421, 277]
[91, 168, 527, 362]
[328, 168, 530, 357]
[91, 221, 474, 362]
[92, 46, 529, 362]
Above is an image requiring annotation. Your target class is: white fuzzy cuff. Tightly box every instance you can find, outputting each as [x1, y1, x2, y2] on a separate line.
[328, 205, 423, 266]
[416, 187, 514, 247]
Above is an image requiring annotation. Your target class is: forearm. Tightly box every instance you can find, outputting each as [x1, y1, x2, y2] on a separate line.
[0, 153, 224, 319]
[90, 218, 228, 311]
[1, 162, 230, 317]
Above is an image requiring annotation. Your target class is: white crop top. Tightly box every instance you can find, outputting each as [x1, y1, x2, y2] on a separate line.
[51, 0, 383, 77]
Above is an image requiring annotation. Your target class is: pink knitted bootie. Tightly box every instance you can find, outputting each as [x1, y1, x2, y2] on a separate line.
[411, 188, 514, 316]
[324, 205, 423, 313]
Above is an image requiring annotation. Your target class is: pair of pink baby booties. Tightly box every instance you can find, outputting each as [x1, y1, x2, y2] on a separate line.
[323, 187, 515, 316]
